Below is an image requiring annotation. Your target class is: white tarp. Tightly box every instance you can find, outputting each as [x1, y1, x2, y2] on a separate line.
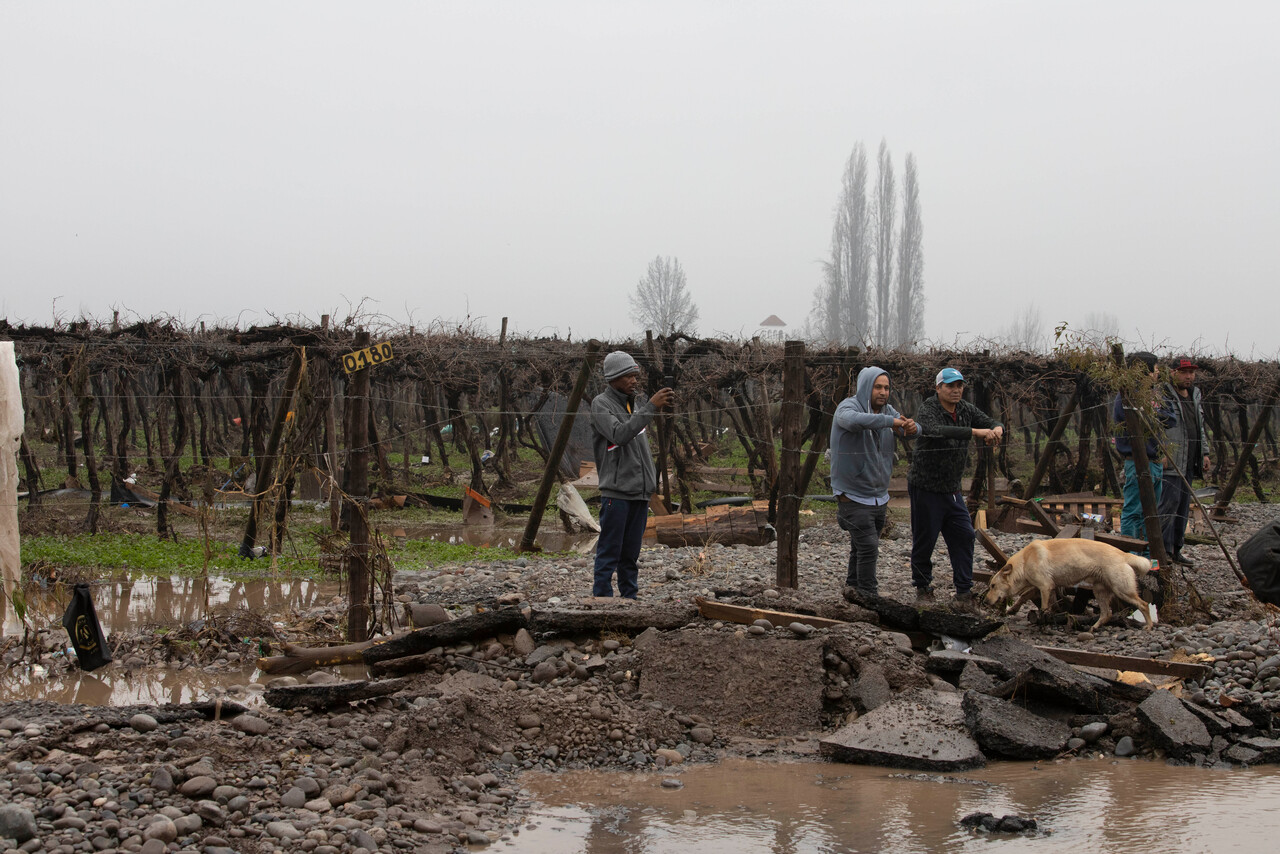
[0, 341, 22, 630]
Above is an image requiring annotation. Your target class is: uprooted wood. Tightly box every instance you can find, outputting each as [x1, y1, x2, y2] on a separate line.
[528, 603, 700, 635]
[362, 608, 529, 665]
[257, 633, 413, 675]
[264, 677, 409, 711]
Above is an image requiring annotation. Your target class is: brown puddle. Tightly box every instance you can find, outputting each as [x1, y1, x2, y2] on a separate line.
[1, 574, 351, 706]
[511, 755, 1280, 852]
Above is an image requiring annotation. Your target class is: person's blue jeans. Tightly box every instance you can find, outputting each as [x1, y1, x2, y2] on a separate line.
[593, 497, 649, 598]
[908, 486, 975, 594]
[1159, 468, 1192, 557]
[1121, 459, 1164, 551]
[837, 500, 887, 595]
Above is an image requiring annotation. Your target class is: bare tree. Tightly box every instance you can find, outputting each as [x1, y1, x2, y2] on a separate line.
[893, 153, 925, 348]
[810, 144, 872, 346]
[999, 304, 1048, 352]
[874, 139, 896, 347]
[629, 256, 699, 334]
[1082, 311, 1122, 340]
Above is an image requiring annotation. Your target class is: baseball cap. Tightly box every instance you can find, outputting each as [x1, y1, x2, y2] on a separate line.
[1171, 356, 1199, 370]
[936, 367, 965, 385]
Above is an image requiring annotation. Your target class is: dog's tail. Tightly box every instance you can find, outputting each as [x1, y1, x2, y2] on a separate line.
[1124, 553, 1152, 578]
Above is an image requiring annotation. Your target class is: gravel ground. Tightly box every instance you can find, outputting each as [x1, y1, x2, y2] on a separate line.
[1, 502, 1278, 853]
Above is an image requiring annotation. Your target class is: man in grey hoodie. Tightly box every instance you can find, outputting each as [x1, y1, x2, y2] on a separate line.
[830, 367, 916, 596]
[589, 351, 673, 598]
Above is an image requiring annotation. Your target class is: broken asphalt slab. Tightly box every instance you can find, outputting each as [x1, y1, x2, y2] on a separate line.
[819, 689, 985, 771]
[962, 690, 1070, 759]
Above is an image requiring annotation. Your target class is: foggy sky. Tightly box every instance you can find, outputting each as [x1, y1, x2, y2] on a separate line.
[2, 2, 1276, 355]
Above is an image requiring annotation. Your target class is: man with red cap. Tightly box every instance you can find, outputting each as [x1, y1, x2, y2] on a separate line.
[1159, 356, 1211, 565]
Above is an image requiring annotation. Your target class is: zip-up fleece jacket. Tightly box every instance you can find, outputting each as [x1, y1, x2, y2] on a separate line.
[907, 395, 1001, 494]
[1162, 383, 1209, 476]
[590, 385, 658, 500]
[830, 367, 900, 504]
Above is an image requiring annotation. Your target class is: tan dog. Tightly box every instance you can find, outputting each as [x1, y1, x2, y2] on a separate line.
[983, 538, 1155, 631]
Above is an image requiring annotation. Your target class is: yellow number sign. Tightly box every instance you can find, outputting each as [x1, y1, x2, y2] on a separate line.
[342, 341, 394, 373]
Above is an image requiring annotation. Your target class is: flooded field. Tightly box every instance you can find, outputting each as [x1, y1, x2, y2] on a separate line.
[513, 756, 1280, 853]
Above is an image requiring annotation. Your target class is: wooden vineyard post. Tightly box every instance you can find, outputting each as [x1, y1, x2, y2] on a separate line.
[776, 341, 804, 589]
[519, 339, 601, 553]
[798, 347, 856, 498]
[346, 330, 372, 642]
[1212, 373, 1280, 518]
[1021, 382, 1082, 500]
[1110, 345, 1172, 584]
[239, 347, 305, 557]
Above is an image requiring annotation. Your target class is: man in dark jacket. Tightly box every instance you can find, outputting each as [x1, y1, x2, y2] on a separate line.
[589, 351, 672, 599]
[906, 368, 1002, 604]
[1159, 356, 1211, 565]
[830, 367, 916, 596]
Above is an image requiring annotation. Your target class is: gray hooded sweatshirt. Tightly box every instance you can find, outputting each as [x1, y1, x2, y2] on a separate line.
[829, 366, 900, 504]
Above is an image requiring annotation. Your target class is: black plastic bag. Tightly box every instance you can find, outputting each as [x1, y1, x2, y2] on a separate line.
[61, 583, 112, 672]
[1238, 521, 1280, 607]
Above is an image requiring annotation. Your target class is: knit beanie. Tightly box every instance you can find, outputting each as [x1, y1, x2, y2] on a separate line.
[602, 351, 640, 381]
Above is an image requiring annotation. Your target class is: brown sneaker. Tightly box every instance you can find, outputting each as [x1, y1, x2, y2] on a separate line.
[915, 587, 935, 603]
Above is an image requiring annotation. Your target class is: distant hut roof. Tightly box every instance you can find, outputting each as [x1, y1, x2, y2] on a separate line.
[758, 314, 786, 327]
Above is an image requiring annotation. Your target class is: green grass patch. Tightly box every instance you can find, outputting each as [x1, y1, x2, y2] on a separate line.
[22, 533, 316, 577]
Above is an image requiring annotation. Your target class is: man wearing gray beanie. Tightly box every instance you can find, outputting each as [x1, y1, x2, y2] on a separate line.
[589, 351, 673, 598]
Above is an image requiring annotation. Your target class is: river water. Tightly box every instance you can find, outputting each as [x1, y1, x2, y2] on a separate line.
[511, 756, 1280, 853]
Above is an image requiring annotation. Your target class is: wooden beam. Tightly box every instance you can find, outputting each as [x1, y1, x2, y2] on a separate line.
[976, 528, 1009, 566]
[1025, 500, 1061, 535]
[1054, 524, 1081, 539]
[695, 596, 848, 630]
[1036, 646, 1210, 680]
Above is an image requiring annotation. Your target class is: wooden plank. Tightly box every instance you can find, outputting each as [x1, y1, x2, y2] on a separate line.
[649, 494, 670, 516]
[1093, 531, 1148, 552]
[1014, 518, 1055, 536]
[1054, 524, 1081, 539]
[1036, 646, 1210, 680]
[976, 528, 1009, 566]
[1081, 527, 1096, 540]
[1026, 500, 1061, 535]
[694, 596, 848, 630]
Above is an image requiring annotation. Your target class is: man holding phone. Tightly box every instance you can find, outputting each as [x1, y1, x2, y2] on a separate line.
[589, 352, 673, 598]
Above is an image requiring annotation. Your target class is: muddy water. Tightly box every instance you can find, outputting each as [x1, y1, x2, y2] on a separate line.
[7, 574, 344, 637]
[0, 574, 346, 705]
[512, 756, 1280, 853]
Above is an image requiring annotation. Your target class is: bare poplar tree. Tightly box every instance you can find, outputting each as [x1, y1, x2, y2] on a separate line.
[809, 144, 872, 345]
[874, 139, 897, 347]
[893, 153, 925, 348]
[629, 255, 699, 334]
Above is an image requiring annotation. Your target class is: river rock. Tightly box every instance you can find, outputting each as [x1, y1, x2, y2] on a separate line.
[179, 775, 218, 798]
[0, 805, 37, 843]
[231, 714, 270, 735]
[130, 713, 159, 733]
[513, 628, 536, 655]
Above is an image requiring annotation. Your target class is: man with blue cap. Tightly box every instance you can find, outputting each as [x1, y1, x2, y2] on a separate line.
[907, 367, 1003, 606]
[589, 351, 673, 598]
